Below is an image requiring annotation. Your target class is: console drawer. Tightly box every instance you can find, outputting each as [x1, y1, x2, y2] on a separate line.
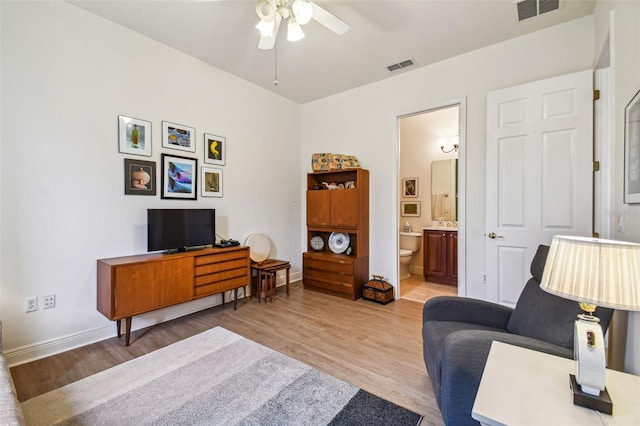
[303, 255, 354, 275]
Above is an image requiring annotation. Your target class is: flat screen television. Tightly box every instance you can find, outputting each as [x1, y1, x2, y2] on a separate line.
[147, 208, 215, 253]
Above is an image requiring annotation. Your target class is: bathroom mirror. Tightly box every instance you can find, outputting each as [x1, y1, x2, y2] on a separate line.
[431, 159, 458, 221]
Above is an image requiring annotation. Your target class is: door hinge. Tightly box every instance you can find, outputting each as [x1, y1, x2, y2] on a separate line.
[594, 89, 600, 101]
[594, 161, 600, 172]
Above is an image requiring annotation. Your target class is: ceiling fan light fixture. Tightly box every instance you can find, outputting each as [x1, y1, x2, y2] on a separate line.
[255, 0, 276, 21]
[292, 0, 313, 25]
[287, 18, 305, 41]
[254, 0, 349, 50]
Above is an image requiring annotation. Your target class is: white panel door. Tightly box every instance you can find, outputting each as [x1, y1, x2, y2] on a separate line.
[485, 70, 593, 307]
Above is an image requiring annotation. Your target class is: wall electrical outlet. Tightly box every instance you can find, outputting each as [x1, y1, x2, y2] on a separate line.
[43, 294, 56, 309]
[25, 296, 38, 313]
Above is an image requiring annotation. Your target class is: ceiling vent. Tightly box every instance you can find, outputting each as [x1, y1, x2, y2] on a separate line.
[387, 58, 415, 72]
[517, 0, 559, 22]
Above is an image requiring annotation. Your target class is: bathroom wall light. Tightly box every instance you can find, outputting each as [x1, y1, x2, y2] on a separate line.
[439, 136, 459, 153]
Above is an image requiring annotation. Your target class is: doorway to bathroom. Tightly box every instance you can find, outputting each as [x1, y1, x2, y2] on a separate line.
[397, 102, 462, 303]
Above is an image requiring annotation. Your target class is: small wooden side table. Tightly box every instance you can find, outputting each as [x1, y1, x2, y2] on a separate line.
[250, 259, 290, 303]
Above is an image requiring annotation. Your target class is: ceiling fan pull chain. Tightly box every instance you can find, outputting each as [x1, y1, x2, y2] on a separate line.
[274, 46, 279, 86]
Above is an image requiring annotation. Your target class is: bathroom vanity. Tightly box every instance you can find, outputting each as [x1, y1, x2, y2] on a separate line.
[423, 227, 458, 286]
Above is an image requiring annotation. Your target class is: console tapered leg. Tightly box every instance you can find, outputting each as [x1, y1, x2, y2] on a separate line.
[125, 317, 132, 346]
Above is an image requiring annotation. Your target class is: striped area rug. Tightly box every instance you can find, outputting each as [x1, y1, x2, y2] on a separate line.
[21, 327, 423, 425]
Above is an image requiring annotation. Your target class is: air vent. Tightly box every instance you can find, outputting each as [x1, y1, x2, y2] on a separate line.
[387, 58, 415, 72]
[517, 0, 559, 22]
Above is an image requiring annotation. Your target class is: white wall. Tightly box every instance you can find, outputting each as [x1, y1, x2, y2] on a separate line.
[302, 16, 596, 301]
[594, 0, 640, 375]
[0, 2, 301, 362]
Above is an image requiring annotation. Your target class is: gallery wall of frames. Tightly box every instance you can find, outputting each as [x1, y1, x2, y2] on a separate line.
[119, 115, 226, 199]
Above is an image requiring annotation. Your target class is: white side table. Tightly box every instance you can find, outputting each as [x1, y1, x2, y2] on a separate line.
[472, 341, 640, 425]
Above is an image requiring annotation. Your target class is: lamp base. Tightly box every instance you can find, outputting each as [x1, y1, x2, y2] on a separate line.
[570, 374, 612, 414]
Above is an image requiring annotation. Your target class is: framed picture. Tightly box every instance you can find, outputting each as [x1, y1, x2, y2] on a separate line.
[124, 158, 156, 195]
[162, 121, 196, 153]
[403, 177, 418, 197]
[624, 89, 640, 203]
[118, 115, 152, 156]
[201, 166, 223, 198]
[204, 133, 226, 166]
[401, 201, 421, 217]
[161, 153, 197, 200]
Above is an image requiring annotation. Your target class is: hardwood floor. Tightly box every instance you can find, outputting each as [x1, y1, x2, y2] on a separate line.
[400, 274, 458, 302]
[11, 281, 445, 425]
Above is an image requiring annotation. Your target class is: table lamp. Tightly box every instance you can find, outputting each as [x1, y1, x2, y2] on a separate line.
[540, 235, 640, 413]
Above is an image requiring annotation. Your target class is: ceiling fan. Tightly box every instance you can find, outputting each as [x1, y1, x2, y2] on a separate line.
[255, 0, 350, 50]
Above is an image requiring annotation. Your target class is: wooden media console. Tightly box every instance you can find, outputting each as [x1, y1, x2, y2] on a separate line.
[97, 246, 250, 345]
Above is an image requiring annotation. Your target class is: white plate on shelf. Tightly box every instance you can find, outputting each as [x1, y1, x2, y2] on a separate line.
[245, 232, 271, 262]
[328, 232, 350, 254]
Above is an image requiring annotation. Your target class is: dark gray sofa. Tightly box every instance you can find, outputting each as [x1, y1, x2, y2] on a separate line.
[422, 245, 614, 426]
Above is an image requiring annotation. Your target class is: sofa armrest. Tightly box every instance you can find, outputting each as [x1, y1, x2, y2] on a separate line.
[423, 296, 513, 330]
[0, 322, 26, 426]
[0, 358, 25, 426]
[438, 330, 573, 426]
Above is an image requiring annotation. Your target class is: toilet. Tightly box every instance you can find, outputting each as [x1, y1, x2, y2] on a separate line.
[399, 231, 422, 280]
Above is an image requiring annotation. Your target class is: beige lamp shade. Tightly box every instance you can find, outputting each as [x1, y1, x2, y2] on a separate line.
[540, 235, 640, 311]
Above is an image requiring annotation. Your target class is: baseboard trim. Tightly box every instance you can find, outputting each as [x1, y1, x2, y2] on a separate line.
[409, 266, 424, 276]
[5, 272, 301, 367]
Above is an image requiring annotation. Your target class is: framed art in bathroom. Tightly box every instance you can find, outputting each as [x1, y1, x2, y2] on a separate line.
[401, 201, 421, 217]
[402, 177, 418, 198]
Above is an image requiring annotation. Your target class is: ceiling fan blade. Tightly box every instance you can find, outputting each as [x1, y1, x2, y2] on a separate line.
[310, 2, 350, 35]
[258, 14, 281, 50]
[258, 34, 276, 50]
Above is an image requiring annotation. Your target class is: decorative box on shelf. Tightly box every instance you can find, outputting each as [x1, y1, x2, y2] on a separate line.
[311, 153, 360, 172]
[363, 275, 394, 305]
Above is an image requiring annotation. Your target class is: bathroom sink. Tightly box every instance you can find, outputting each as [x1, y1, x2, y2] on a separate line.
[423, 226, 458, 231]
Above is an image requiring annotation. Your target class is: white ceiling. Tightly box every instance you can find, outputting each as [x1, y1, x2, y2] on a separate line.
[70, 0, 595, 104]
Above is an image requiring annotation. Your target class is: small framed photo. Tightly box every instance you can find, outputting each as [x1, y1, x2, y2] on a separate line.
[624, 89, 640, 203]
[124, 158, 156, 196]
[401, 201, 421, 217]
[162, 121, 196, 153]
[204, 133, 226, 166]
[403, 177, 418, 198]
[118, 115, 152, 156]
[161, 153, 197, 200]
[201, 166, 223, 198]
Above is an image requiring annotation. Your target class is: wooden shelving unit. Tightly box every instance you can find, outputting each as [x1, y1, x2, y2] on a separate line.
[303, 168, 369, 300]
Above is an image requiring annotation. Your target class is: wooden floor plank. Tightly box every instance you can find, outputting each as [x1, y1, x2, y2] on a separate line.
[11, 281, 446, 425]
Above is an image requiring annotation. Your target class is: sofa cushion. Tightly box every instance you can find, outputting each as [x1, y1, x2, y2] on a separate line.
[506, 244, 615, 350]
[530, 244, 549, 281]
[506, 278, 582, 350]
